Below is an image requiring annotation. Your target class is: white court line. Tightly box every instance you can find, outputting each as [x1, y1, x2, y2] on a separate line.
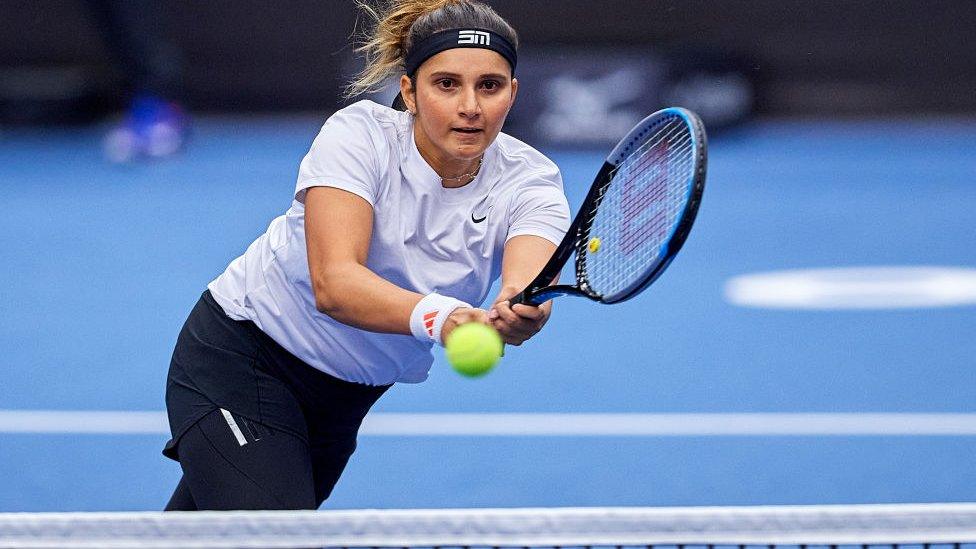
[1, 410, 976, 436]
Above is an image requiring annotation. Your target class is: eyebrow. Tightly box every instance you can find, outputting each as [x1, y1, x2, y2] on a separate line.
[427, 71, 509, 80]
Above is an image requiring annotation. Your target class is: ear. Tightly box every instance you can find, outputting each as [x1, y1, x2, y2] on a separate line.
[399, 74, 417, 114]
[509, 77, 519, 108]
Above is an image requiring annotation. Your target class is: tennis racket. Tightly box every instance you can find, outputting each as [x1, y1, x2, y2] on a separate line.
[509, 107, 707, 306]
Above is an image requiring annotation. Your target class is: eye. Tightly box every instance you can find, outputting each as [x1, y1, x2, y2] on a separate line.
[437, 78, 457, 90]
[481, 80, 501, 91]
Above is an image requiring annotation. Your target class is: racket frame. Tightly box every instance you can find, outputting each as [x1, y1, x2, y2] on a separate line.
[509, 107, 707, 306]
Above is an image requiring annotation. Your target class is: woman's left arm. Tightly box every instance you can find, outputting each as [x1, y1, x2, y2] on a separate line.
[489, 235, 558, 345]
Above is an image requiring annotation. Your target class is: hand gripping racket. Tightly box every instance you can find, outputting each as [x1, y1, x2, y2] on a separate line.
[509, 107, 707, 306]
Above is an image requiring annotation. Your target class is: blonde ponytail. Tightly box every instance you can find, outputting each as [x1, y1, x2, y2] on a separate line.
[345, 0, 518, 99]
[346, 0, 464, 98]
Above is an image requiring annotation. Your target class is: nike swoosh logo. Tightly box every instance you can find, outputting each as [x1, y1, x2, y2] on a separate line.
[471, 198, 492, 224]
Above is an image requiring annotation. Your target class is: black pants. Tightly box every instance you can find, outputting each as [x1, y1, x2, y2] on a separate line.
[164, 408, 355, 510]
[163, 291, 390, 510]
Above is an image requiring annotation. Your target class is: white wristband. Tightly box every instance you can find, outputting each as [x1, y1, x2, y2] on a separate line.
[410, 292, 471, 346]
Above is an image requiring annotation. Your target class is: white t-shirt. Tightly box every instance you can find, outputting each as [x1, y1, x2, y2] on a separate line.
[208, 100, 571, 385]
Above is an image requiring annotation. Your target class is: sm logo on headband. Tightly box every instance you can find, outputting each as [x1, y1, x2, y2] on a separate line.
[458, 30, 491, 45]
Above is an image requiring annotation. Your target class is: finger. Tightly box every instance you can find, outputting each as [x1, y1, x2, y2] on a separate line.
[494, 301, 521, 325]
[510, 325, 537, 340]
[471, 308, 492, 323]
[489, 311, 521, 329]
[511, 303, 545, 320]
[490, 319, 526, 345]
[497, 310, 545, 335]
[499, 333, 525, 346]
[456, 308, 490, 325]
[494, 320, 534, 341]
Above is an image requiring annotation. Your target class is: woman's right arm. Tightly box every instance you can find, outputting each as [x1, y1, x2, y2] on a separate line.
[304, 186, 421, 335]
[304, 186, 486, 339]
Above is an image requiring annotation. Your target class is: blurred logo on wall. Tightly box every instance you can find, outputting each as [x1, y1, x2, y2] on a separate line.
[505, 47, 755, 147]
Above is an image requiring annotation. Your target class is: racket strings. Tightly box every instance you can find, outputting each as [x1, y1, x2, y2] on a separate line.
[618, 132, 694, 262]
[602, 139, 694, 292]
[617, 136, 694, 252]
[584, 117, 697, 299]
[580, 121, 689, 243]
[584, 120, 691, 231]
[605, 118, 691, 183]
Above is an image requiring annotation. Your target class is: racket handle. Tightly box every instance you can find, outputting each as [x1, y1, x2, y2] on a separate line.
[508, 290, 546, 307]
[510, 285, 577, 306]
[507, 291, 529, 307]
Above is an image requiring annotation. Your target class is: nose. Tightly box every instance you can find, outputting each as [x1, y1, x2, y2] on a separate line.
[457, 86, 481, 119]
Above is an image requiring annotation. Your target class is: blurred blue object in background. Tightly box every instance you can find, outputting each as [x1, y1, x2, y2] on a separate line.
[103, 94, 188, 162]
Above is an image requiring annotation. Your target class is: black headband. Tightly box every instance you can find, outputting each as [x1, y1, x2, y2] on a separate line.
[404, 28, 517, 77]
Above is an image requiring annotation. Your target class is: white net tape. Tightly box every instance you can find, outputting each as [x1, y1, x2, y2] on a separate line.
[2, 503, 976, 548]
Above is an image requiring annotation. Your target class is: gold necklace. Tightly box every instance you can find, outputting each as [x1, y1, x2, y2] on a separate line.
[441, 156, 483, 184]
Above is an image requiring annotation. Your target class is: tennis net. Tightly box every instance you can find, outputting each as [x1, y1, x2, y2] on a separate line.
[1, 503, 975, 549]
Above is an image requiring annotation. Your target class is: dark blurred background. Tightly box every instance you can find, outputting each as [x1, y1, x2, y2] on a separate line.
[1, 1, 974, 133]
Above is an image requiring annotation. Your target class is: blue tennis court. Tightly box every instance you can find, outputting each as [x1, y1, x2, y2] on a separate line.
[0, 116, 973, 511]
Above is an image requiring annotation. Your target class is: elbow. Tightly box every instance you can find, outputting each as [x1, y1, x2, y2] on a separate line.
[310, 259, 364, 317]
[311, 272, 345, 316]
[314, 293, 339, 316]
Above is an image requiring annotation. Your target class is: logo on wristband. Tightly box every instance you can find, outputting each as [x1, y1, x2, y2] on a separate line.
[423, 311, 438, 337]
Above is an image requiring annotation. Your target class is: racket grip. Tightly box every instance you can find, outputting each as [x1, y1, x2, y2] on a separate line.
[507, 291, 529, 307]
[508, 290, 546, 307]
[509, 286, 573, 306]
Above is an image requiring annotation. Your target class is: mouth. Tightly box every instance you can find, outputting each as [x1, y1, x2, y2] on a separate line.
[452, 127, 484, 135]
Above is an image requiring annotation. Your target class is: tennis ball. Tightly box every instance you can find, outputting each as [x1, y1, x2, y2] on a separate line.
[445, 323, 503, 378]
[588, 237, 602, 253]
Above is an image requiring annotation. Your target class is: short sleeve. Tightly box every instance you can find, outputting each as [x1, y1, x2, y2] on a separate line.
[294, 101, 389, 206]
[506, 168, 572, 246]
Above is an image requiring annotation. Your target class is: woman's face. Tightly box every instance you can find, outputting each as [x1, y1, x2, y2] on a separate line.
[402, 47, 518, 170]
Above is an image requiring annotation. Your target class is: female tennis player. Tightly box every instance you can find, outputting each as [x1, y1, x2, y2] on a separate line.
[163, 0, 570, 511]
